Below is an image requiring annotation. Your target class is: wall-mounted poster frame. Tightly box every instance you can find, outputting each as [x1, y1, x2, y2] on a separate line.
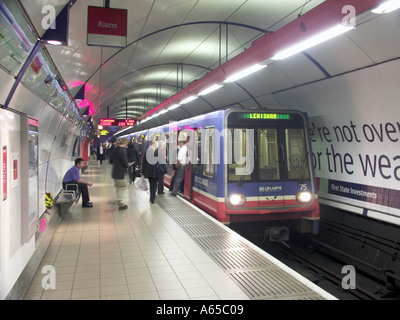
[21, 114, 39, 244]
[2, 146, 6, 201]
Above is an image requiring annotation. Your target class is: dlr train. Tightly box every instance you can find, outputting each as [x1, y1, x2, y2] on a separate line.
[124, 109, 319, 238]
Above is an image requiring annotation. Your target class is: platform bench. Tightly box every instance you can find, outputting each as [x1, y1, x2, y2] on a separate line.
[54, 184, 81, 217]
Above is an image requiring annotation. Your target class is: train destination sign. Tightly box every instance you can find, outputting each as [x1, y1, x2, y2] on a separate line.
[243, 113, 290, 120]
[99, 119, 135, 127]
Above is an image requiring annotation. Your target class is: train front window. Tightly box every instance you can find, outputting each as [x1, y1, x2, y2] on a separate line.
[258, 129, 280, 180]
[228, 129, 253, 182]
[285, 129, 310, 180]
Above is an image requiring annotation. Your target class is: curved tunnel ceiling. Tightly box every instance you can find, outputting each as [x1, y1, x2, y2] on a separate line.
[18, 0, 400, 136]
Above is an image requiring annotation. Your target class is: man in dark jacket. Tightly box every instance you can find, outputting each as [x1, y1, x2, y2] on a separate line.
[108, 139, 117, 164]
[142, 141, 159, 204]
[111, 138, 130, 210]
[127, 141, 139, 184]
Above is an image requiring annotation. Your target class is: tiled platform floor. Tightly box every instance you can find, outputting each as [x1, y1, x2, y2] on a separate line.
[24, 162, 249, 300]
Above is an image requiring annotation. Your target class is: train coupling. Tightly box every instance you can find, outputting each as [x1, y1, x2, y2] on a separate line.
[265, 226, 289, 242]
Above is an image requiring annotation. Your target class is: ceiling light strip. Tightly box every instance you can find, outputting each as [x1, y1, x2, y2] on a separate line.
[138, 0, 383, 124]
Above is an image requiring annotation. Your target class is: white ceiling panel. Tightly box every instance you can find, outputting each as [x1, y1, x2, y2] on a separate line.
[306, 35, 374, 76]
[227, 0, 325, 31]
[347, 9, 400, 63]
[13, 0, 400, 130]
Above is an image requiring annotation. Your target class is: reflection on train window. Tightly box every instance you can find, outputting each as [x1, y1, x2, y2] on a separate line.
[285, 129, 309, 180]
[258, 129, 279, 181]
[138, 135, 146, 156]
[192, 129, 201, 174]
[228, 129, 252, 182]
[203, 128, 215, 178]
[169, 131, 177, 166]
[165, 133, 170, 164]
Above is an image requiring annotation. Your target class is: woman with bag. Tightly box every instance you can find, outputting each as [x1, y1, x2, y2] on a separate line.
[141, 141, 159, 204]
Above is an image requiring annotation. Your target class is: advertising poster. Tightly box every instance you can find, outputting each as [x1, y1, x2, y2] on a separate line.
[2, 146, 6, 201]
[11, 153, 19, 188]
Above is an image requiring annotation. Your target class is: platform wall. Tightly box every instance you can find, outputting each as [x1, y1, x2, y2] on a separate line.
[269, 59, 400, 226]
[0, 67, 81, 299]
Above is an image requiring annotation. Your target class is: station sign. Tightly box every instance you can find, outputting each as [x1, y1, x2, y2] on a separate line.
[99, 118, 136, 127]
[87, 6, 128, 48]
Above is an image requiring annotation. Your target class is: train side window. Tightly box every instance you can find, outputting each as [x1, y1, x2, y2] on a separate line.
[203, 128, 215, 178]
[165, 133, 170, 165]
[285, 129, 310, 180]
[258, 129, 279, 180]
[169, 131, 178, 166]
[192, 129, 201, 174]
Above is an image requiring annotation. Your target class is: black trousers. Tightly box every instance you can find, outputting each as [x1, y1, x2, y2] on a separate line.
[63, 182, 90, 205]
[169, 170, 184, 192]
[148, 178, 158, 203]
[169, 171, 175, 191]
[172, 166, 185, 195]
[157, 174, 165, 194]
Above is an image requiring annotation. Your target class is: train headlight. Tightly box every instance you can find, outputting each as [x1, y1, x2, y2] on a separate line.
[296, 191, 312, 203]
[229, 193, 246, 206]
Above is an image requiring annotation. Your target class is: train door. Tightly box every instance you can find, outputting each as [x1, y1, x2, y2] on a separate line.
[183, 128, 194, 201]
[257, 128, 285, 208]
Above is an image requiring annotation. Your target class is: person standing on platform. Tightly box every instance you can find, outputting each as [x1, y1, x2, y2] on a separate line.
[62, 158, 94, 208]
[127, 141, 139, 184]
[97, 142, 104, 165]
[111, 138, 130, 210]
[108, 139, 117, 164]
[142, 140, 159, 204]
[168, 145, 179, 192]
[157, 140, 167, 195]
[170, 134, 188, 196]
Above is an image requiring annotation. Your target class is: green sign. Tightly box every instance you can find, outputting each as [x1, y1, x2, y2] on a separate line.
[243, 113, 290, 120]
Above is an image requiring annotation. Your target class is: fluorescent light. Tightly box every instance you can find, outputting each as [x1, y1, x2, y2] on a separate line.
[180, 96, 198, 104]
[168, 104, 180, 111]
[46, 40, 63, 46]
[224, 64, 267, 83]
[159, 109, 168, 114]
[198, 84, 223, 96]
[271, 24, 353, 60]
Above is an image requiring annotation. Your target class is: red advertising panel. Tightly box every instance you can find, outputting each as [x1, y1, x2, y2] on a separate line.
[87, 6, 127, 48]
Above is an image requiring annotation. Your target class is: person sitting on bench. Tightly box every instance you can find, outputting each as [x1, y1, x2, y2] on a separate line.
[62, 158, 94, 208]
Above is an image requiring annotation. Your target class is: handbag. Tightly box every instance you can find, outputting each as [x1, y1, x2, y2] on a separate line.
[134, 166, 141, 177]
[157, 163, 167, 175]
[139, 177, 148, 191]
